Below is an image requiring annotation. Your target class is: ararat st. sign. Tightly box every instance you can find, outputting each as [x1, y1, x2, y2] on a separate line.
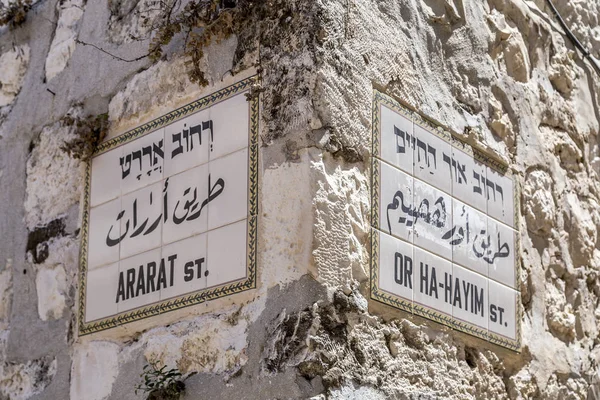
[79, 77, 258, 335]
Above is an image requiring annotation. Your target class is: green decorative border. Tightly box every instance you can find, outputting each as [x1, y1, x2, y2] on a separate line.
[413, 303, 453, 329]
[370, 88, 521, 352]
[488, 288, 522, 351]
[78, 76, 259, 336]
[369, 229, 412, 313]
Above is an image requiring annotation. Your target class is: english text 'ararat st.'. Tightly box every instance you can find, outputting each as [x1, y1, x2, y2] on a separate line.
[115, 253, 208, 303]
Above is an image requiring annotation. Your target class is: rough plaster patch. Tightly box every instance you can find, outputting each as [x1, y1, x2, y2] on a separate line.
[0, 262, 12, 329]
[0, 45, 29, 107]
[522, 169, 555, 234]
[327, 385, 387, 400]
[0, 358, 57, 400]
[45, 0, 85, 81]
[311, 153, 369, 290]
[107, 57, 200, 136]
[564, 193, 597, 267]
[107, 0, 166, 44]
[141, 312, 249, 376]
[70, 341, 120, 400]
[36, 265, 68, 321]
[260, 150, 315, 289]
[24, 118, 86, 230]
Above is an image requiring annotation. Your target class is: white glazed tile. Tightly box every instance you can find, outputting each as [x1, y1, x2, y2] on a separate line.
[451, 148, 487, 213]
[208, 148, 248, 230]
[206, 219, 247, 288]
[413, 246, 452, 317]
[413, 179, 453, 261]
[209, 93, 250, 161]
[486, 167, 515, 227]
[487, 219, 517, 288]
[88, 198, 121, 269]
[379, 105, 413, 175]
[451, 263, 488, 332]
[164, 108, 210, 177]
[90, 146, 122, 207]
[413, 123, 452, 194]
[117, 248, 162, 313]
[379, 161, 414, 242]
[120, 128, 165, 195]
[160, 233, 208, 300]
[119, 182, 163, 259]
[488, 280, 517, 340]
[85, 262, 119, 322]
[162, 163, 209, 245]
[451, 199, 488, 277]
[378, 230, 414, 303]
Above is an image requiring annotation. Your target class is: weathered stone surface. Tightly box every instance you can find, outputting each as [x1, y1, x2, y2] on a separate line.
[70, 341, 120, 400]
[44, 0, 85, 81]
[0, 45, 29, 107]
[2, 0, 600, 399]
[24, 112, 87, 231]
[35, 265, 67, 321]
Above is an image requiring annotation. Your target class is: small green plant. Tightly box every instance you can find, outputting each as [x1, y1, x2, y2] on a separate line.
[135, 362, 185, 400]
[0, 0, 32, 30]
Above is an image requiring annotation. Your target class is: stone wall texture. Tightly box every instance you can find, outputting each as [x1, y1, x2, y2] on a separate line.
[0, 0, 599, 399]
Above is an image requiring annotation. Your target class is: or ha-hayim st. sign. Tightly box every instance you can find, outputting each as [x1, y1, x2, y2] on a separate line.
[79, 77, 258, 335]
[371, 90, 520, 351]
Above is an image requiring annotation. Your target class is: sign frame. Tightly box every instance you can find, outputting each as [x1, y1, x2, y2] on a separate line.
[370, 89, 521, 351]
[78, 76, 259, 336]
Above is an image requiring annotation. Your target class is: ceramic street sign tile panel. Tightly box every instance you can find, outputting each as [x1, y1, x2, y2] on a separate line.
[413, 179, 453, 261]
[117, 248, 162, 314]
[85, 263, 119, 322]
[207, 148, 249, 231]
[87, 198, 121, 270]
[451, 199, 488, 277]
[487, 218, 517, 288]
[371, 90, 520, 351]
[79, 77, 259, 335]
[119, 128, 165, 196]
[209, 92, 250, 161]
[90, 147, 122, 207]
[161, 163, 209, 245]
[118, 181, 163, 260]
[451, 263, 488, 339]
[163, 108, 210, 177]
[413, 246, 453, 322]
[206, 219, 248, 288]
[486, 165, 515, 227]
[378, 160, 414, 242]
[451, 147, 487, 213]
[413, 121, 452, 195]
[377, 230, 413, 311]
[488, 280, 518, 343]
[159, 233, 208, 301]
[379, 104, 414, 175]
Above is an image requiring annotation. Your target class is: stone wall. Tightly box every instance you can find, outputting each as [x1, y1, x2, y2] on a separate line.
[0, 0, 599, 399]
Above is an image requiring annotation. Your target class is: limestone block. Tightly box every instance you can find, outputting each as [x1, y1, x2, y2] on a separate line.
[0, 45, 29, 107]
[0, 357, 56, 400]
[522, 169, 556, 234]
[564, 193, 597, 267]
[0, 261, 12, 330]
[70, 341, 120, 400]
[24, 117, 86, 230]
[45, 0, 85, 81]
[36, 265, 68, 321]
